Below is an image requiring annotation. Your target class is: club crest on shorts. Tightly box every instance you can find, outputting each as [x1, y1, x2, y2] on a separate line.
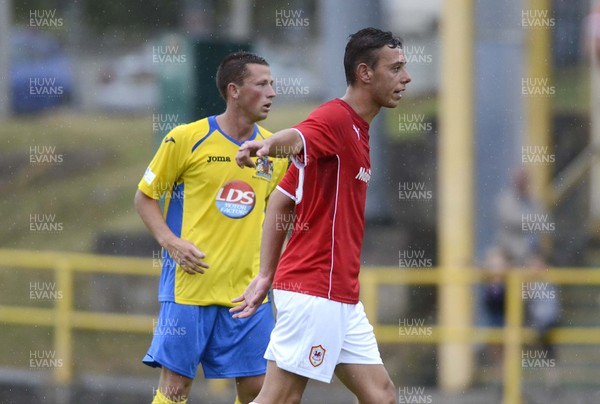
[309, 345, 326, 367]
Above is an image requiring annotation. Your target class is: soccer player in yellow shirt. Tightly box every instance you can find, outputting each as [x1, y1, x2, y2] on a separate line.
[134, 52, 287, 404]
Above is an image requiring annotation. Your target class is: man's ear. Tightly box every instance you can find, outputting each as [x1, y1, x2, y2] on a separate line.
[356, 63, 372, 83]
[227, 82, 239, 100]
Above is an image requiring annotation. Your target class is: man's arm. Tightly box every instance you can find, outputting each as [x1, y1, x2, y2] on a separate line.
[230, 188, 295, 318]
[134, 190, 208, 274]
[236, 128, 303, 168]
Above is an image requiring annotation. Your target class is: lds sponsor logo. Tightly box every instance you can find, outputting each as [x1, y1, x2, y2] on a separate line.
[215, 180, 256, 219]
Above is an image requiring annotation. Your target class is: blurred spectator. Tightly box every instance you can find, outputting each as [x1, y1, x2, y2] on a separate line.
[525, 254, 560, 350]
[496, 167, 545, 266]
[583, 3, 600, 63]
[524, 254, 560, 387]
[481, 246, 510, 368]
[482, 246, 510, 328]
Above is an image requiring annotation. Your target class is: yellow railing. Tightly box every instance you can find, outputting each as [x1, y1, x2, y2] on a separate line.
[0, 249, 233, 395]
[2, 249, 600, 404]
[362, 268, 600, 404]
[0, 249, 158, 385]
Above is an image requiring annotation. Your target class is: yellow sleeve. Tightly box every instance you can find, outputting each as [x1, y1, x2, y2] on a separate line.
[138, 125, 189, 200]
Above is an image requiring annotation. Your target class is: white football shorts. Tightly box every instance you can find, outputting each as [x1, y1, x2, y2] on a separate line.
[264, 289, 383, 383]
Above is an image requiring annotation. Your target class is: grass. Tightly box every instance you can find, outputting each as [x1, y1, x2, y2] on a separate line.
[1, 112, 151, 251]
[0, 103, 318, 253]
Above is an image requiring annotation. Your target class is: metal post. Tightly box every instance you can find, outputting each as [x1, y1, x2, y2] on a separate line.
[503, 271, 524, 404]
[525, 0, 553, 212]
[438, 0, 475, 391]
[0, 0, 12, 118]
[590, 0, 600, 219]
[229, 0, 251, 41]
[54, 260, 73, 386]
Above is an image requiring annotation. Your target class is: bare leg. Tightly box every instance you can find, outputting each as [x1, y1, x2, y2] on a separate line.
[334, 363, 396, 404]
[235, 375, 264, 404]
[252, 361, 309, 404]
[156, 367, 193, 402]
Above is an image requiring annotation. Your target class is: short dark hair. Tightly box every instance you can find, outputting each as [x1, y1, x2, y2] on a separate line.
[344, 27, 403, 86]
[216, 52, 269, 100]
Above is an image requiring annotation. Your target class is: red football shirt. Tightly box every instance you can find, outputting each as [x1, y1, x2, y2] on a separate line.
[274, 99, 371, 304]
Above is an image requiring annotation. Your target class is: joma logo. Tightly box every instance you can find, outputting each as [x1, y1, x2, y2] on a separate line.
[207, 155, 231, 163]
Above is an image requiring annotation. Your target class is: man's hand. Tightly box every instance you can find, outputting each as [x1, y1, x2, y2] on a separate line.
[236, 139, 270, 168]
[230, 273, 272, 318]
[134, 190, 209, 275]
[163, 237, 209, 275]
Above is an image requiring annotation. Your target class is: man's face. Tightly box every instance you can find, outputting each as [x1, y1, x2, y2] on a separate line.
[369, 46, 411, 108]
[235, 63, 276, 122]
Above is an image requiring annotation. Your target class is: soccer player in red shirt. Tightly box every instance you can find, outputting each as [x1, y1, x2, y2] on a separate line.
[232, 27, 411, 404]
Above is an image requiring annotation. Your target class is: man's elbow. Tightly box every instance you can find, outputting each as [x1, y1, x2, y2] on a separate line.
[133, 190, 141, 209]
[291, 130, 304, 155]
[134, 189, 150, 214]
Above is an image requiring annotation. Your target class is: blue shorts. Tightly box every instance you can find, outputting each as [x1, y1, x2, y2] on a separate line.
[142, 301, 274, 379]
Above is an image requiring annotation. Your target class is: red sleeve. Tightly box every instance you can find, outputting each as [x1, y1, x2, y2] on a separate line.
[292, 102, 342, 167]
[276, 164, 299, 202]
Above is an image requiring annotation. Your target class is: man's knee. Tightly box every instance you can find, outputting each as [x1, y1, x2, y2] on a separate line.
[360, 377, 396, 404]
[159, 368, 193, 400]
[370, 378, 396, 404]
[378, 377, 396, 404]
